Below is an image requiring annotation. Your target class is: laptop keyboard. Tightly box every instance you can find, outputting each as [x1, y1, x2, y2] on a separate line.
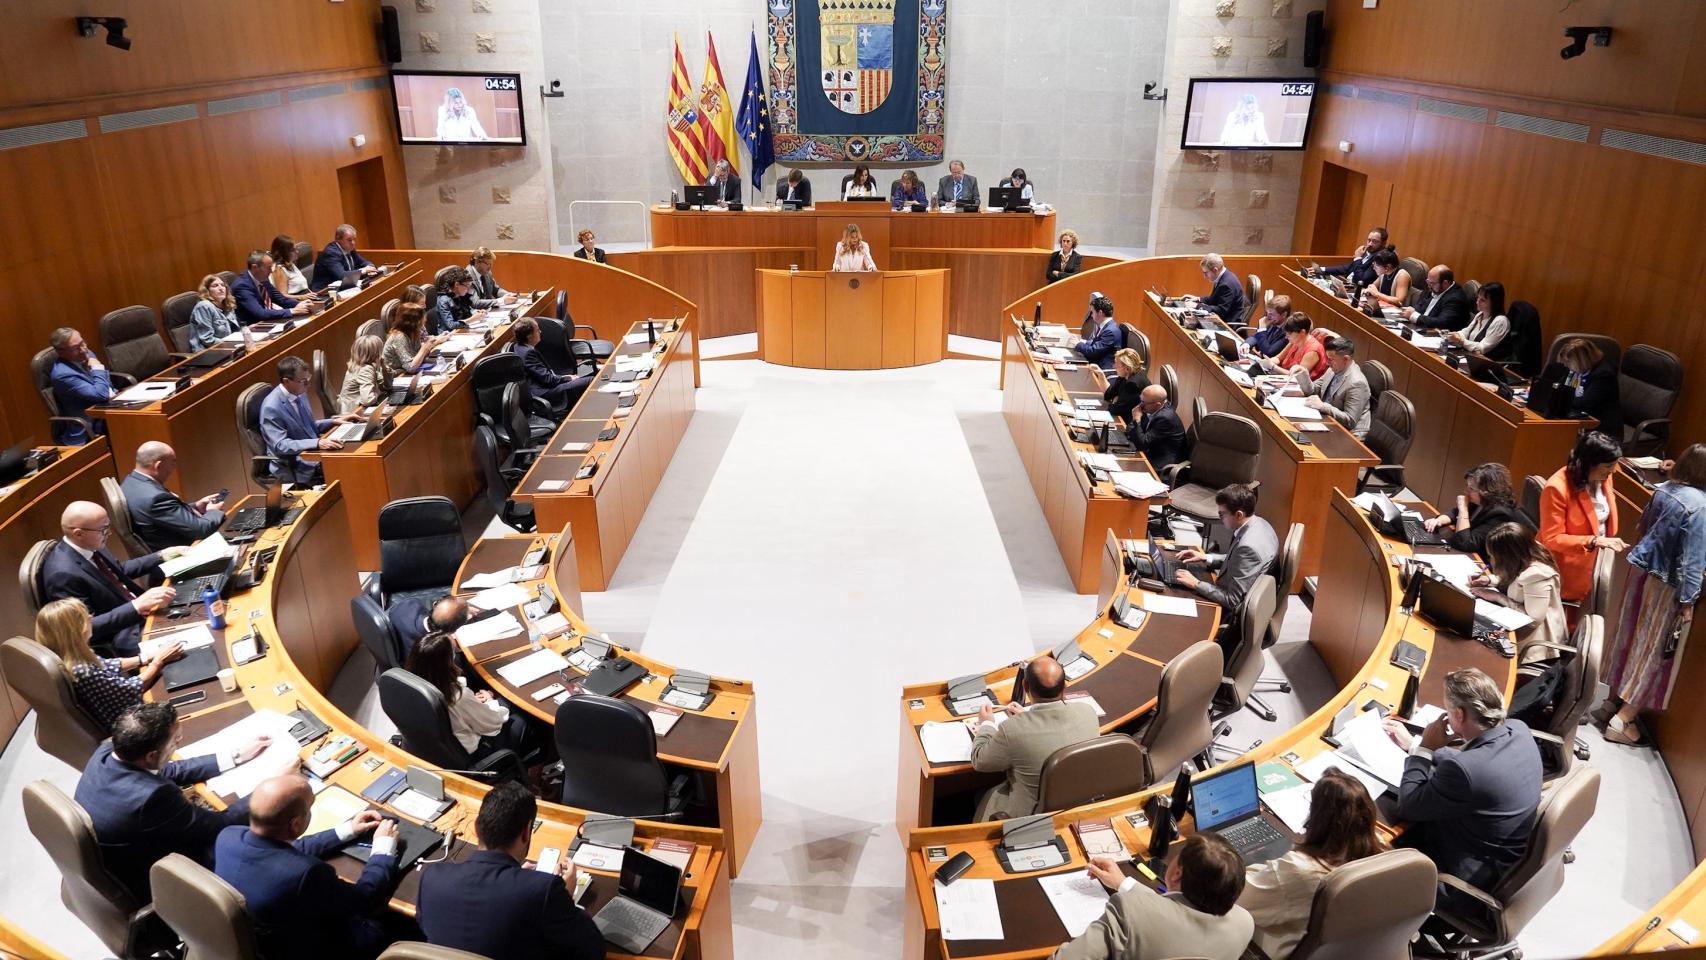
[596, 897, 669, 950]
[1219, 817, 1286, 852]
[1400, 518, 1447, 546]
[225, 508, 266, 537]
[330, 422, 367, 442]
[169, 574, 222, 606]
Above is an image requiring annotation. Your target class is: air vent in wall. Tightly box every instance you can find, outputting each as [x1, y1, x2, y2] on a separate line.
[1357, 87, 1412, 108]
[289, 82, 346, 102]
[1494, 111, 1589, 143]
[1600, 128, 1706, 167]
[351, 76, 387, 92]
[0, 118, 88, 151]
[97, 104, 197, 134]
[1321, 82, 1355, 98]
[1416, 97, 1488, 124]
[207, 91, 283, 117]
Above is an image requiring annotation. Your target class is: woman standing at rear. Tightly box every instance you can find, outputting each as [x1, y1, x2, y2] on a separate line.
[1538, 429, 1627, 605]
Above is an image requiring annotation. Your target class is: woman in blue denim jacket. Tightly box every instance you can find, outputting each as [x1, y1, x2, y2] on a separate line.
[1597, 444, 1706, 745]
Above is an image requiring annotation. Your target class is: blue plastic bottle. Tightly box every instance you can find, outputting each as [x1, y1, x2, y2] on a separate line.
[202, 585, 226, 629]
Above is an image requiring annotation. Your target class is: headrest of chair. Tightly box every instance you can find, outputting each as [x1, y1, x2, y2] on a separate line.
[1621, 344, 1682, 386]
[377, 495, 461, 540]
[2, 637, 103, 732]
[1303, 848, 1438, 946]
[150, 853, 258, 960]
[162, 291, 200, 328]
[20, 539, 55, 616]
[1157, 640, 1223, 714]
[379, 942, 493, 960]
[99, 305, 160, 344]
[377, 668, 466, 766]
[21, 780, 139, 911]
[553, 694, 658, 758]
[1240, 575, 1278, 644]
[471, 351, 524, 388]
[31, 348, 59, 390]
[1196, 411, 1261, 454]
[1038, 734, 1144, 810]
[238, 383, 271, 427]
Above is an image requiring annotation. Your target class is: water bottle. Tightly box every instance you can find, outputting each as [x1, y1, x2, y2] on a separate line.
[202, 585, 226, 629]
[669, 189, 678, 207]
[528, 620, 543, 651]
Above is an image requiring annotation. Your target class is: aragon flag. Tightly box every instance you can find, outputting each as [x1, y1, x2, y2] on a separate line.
[666, 33, 708, 184]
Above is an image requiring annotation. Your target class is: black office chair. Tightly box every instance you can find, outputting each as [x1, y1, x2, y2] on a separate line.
[310, 348, 339, 419]
[369, 496, 465, 608]
[377, 669, 526, 784]
[554, 695, 692, 816]
[473, 425, 537, 533]
[161, 292, 200, 354]
[1362, 359, 1392, 404]
[1357, 391, 1415, 495]
[1619, 344, 1682, 456]
[554, 290, 614, 359]
[100, 305, 188, 382]
[471, 353, 554, 445]
[538, 316, 600, 378]
[351, 594, 405, 678]
[235, 382, 282, 489]
[1543, 332, 1621, 376]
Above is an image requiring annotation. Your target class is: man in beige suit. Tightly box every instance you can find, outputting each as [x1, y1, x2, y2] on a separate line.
[970, 656, 1100, 821]
[1054, 834, 1254, 960]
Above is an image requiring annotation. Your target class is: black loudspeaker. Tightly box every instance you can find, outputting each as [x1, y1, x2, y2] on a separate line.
[380, 5, 402, 64]
[1303, 10, 1325, 68]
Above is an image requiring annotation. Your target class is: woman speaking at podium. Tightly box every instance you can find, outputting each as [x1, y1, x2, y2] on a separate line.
[831, 223, 877, 272]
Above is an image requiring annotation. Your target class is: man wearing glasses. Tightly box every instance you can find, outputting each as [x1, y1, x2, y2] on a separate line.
[260, 355, 362, 484]
[41, 500, 182, 657]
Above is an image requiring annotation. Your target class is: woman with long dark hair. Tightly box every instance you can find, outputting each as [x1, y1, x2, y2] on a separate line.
[1474, 521, 1568, 657]
[404, 632, 532, 761]
[1423, 462, 1528, 555]
[1539, 429, 1627, 604]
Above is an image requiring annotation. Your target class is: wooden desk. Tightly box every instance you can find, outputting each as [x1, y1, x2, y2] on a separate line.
[0, 441, 117, 748]
[513, 319, 699, 592]
[97, 266, 420, 500]
[650, 203, 1055, 268]
[1279, 267, 1590, 508]
[139, 484, 734, 960]
[895, 556, 1221, 838]
[900, 491, 1515, 959]
[455, 531, 763, 878]
[757, 269, 948, 369]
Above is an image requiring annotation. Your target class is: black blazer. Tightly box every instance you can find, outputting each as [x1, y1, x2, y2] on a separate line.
[386, 596, 431, 658]
[1047, 250, 1081, 284]
[40, 540, 162, 658]
[1103, 373, 1151, 423]
[310, 242, 372, 291]
[1395, 720, 1543, 891]
[1414, 283, 1473, 332]
[572, 247, 608, 264]
[120, 470, 222, 551]
[1321, 246, 1393, 288]
[775, 177, 813, 205]
[1568, 359, 1623, 438]
[1129, 404, 1187, 474]
[1201, 269, 1247, 321]
[417, 850, 606, 960]
[1444, 500, 1531, 556]
[706, 174, 742, 203]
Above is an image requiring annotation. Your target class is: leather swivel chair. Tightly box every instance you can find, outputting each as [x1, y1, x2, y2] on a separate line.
[1543, 332, 1621, 375]
[293, 240, 315, 273]
[370, 496, 465, 608]
[20, 538, 53, 617]
[1398, 257, 1429, 290]
[1243, 274, 1264, 327]
[1520, 475, 1545, 528]
[1460, 279, 1480, 302]
[1137, 640, 1223, 786]
[554, 694, 692, 816]
[32, 347, 122, 445]
[1156, 363, 1179, 409]
[555, 290, 614, 359]
[311, 348, 340, 418]
[161, 291, 201, 353]
[1619, 344, 1682, 456]
[1121, 324, 1150, 372]
[1357, 391, 1415, 495]
[100, 305, 184, 381]
[1212, 574, 1279, 739]
[1036, 734, 1145, 812]
[380, 943, 492, 959]
[1163, 412, 1261, 524]
[235, 382, 282, 489]
[361, 315, 388, 342]
[1520, 613, 1603, 781]
[150, 853, 261, 960]
[98, 476, 152, 558]
[1362, 359, 1392, 404]
[377, 669, 526, 783]
[1286, 848, 1439, 960]
[1183, 397, 1208, 458]
[473, 424, 537, 533]
[472, 353, 553, 446]
[352, 594, 406, 678]
[1, 637, 108, 768]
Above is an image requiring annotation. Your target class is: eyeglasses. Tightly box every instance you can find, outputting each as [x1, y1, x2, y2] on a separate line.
[73, 524, 111, 534]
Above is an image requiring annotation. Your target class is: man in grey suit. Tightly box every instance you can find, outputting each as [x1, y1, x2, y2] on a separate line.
[1055, 833, 1254, 960]
[1383, 668, 1542, 904]
[934, 159, 980, 208]
[1302, 337, 1372, 439]
[1172, 483, 1278, 617]
[969, 656, 1099, 821]
[120, 442, 226, 551]
[259, 355, 360, 484]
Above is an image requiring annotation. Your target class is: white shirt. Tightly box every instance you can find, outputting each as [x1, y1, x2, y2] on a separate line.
[1461, 312, 1508, 355]
[1422, 283, 1458, 316]
[843, 180, 877, 199]
[436, 105, 489, 141]
[62, 536, 96, 563]
[446, 676, 509, 753]
[1591, 486, 1610, 535]
[831, 241, 877, 273]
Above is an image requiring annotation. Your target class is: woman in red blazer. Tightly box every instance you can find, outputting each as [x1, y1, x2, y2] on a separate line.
[1539, 430, 1628, 602]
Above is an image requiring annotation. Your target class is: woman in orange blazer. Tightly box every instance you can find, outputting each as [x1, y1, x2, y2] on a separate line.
[1539, 430, 1628, 602]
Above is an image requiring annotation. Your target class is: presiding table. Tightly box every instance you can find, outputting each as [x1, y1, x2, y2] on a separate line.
[757, 269, 948, 369]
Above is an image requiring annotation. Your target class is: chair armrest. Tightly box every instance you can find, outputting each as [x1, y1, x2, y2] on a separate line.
[1429, 874, 1504, 942]
[109, 372, 138, 388]
[50, 415, 93, 436]
[475, 748, 527, 784]
[573, 325, 602, 340]
[1632, 417, 1670, 443]
[167, 352, 197, 362]
[1162, 461, 1191, 487]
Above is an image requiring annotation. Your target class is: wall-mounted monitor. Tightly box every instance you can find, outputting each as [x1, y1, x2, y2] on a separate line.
[390, 70, 526, 146]
[1180, 77, 1317, 151]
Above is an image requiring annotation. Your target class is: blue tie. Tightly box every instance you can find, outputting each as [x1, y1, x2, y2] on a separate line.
[953, 180, 962, 200]
[293, 395, 316, 437]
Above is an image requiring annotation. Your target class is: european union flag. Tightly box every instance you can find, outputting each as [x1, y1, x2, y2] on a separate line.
[736, 29, 774, 191]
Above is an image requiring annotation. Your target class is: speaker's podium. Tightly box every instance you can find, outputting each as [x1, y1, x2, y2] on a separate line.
[757, 268, 949, 369]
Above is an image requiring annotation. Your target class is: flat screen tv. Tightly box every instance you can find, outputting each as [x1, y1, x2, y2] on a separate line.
[390, 70, 526, 146]
[1179, 77, 1317, 151]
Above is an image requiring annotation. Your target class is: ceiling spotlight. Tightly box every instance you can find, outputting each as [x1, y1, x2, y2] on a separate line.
[76, 16, 132, 51]
[1560, 26, 1611, 60]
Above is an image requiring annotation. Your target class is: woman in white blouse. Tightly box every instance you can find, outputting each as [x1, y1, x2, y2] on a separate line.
[1448, 281, 1509, 355]
[1239, 768, 1387, 959]
[269, 234, 310, 296]
[831, 223, 878, 272]
[436, 87, 490, 141]
[842, 163, 877, 199]
[404, 632, 532, 760]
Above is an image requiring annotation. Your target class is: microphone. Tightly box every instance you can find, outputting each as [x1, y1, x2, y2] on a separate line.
[417, 766, 502, 780]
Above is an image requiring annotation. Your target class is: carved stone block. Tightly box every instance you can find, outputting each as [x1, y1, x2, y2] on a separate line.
[1210, 36, 1234, 57]
[491, 186, 512, 204]
[419, 31, 440, 53]
[441, 221, 461, 240]
[435, 145, 454, 164]
[472, 0, 492, 10]
[1195, 150, 1221, 170]
[1267, 37, 1289, 58]
[1195, 190, 1216, 208]
[1252, 153, 1273, 172]
[414, 0, 434, 10]
[1215, 0, 1236, 17]
[475, 32, 496, 53]
[496, 223, 516, 241]
[1272, 0, 1293, 17]
[1191, 227, 1212, 245]
[1245, 226, 1264, 246]
[1249, 189, 1270, 208]
[438, 185, 456, 204]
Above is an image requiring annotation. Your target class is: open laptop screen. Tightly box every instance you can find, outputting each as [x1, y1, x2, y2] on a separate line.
[619, 847, 682, 917]
[1193, 761, 1260, 831]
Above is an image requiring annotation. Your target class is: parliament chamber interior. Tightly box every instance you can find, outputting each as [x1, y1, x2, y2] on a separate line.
[3, 2, 1706, 959]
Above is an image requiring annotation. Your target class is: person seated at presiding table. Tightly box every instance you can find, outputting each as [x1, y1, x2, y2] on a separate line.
[1301, 336, 1371, 439]
[233, 250, 314, 327]
[310, 223, 377, 291]
[1401, 264, 1472, 332]
[216, 775, 412, 960]
[46, 326, 116, 446]
[843, 163, 878, 199]
[511, 317, 592, 414]
[1472, 522, 1568, 658]
[1074, 295, 1124, 372]
[433, 266, 480, 334]
[775, 168, 813, 205]
[969, 655, 1099, 821]
[468, 245, 518, 308]
[1190, 253, 1246, 322]
[406, 631, 540, 763]
[42, 501, 177, 658]
[338, 335, 389, 415]
[1057, 833, 1254, 960]
[572, 229, 607, 263]
[76, 702, 280, 904]
[1557, 337, 1623, 438]
[120, 441, 226, 550]
[35, 599, 179, 733]
[388, 594, 471, 659]
[1539, 429, 1628, 605]
[890, 169, 928, 210]
[1245, 294, 1292, 358]
[260, 355, 363, 485]
[1047, 229, 1082, 284]
[1172, 483, 1280, 631]
[1312, 226, 1392, 288]
[1127, 385, 1187, 474]
[384, 303, 446, 378]
[269, 234, 310, 297]
[705, 158, 742, 205]
[1103, 349, 1151, 424]
[1258, 313, 1328, 380]
[417, 781, 606, 960]
[998, 167, 1036, 202]
[188, 273, 241, 350]
[1423, 462, 1530, 556]
[1445, 281, 1507, 356]
[935, 159, 980, 207]
[1239, 768, 1388, 960]
[830, 223, 878, 272]
[1382, 668, 1542, 909]
[1358, 247, 1410, 310]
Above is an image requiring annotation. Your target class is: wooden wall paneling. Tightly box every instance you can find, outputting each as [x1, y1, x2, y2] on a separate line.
[889, 250, 1051, 341]
[916, 270, 947, 363]
[610, 248, 810, 340]
[1309, 495, 1381, 687]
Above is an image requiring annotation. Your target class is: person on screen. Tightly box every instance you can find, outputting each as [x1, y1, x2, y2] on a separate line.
[436, 87, 489, 141]
[1219, 93, 1271, 147]
[831, 224, 877, 272]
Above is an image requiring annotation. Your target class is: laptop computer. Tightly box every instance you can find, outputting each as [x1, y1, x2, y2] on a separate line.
[167, 548, 245, 610]
[1208, 330, 1242, 362]
[387, 369, 432, 406]
[224, 482, 304, 543]
[1415, 572, 1506, 643]
[594, 847, 682, 954]
[329, 403, 393, 443]
[1525, 363, 1573, 419]
[1368, 493, 1449, 548]
[1191, 761, 1294, 865]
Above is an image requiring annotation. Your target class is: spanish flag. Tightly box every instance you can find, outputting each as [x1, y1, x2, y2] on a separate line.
[666, 33, 708, 184]
[699, 32, 738, 176]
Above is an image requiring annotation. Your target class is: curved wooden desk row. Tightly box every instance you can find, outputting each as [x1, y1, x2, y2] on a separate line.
[899, 491, 1517, 960]
[757, 269, 949, 369]
[100, 264, 422, 500]
[0, 916, 68, 960]
[136, 483, 741, 959]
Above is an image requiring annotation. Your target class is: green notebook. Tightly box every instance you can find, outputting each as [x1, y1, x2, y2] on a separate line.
[1256, 760, 1304, 795]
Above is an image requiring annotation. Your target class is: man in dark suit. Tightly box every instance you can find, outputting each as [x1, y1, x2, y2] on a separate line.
[417, 781, 605, 959]
[233, 251, 314, 326]
[1073, 295, 1125, 372]
[216, 774, 408, 960]
[935, 159, 980, 207]
[75, 703, 280, 903]
[388, 595, 470, 659]
[706, 159, 742, 204]
[1128, 385, 1188, 475]
[1404, 264, 1472, 332]
[775, 168, 813, 206]
[1316, 226, 1392, 288]
[311, 223, 377, 291]
[1384, 667, 1543, 903]
[1195, 253, 1247, 322]
[511, 318, 591, 416]
[120, 441, 226, 550]
[42, 501, 177, 657]
[46, 326, 116, 446]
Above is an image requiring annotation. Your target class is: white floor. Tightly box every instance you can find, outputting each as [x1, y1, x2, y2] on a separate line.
[0, 352, 1693, 958]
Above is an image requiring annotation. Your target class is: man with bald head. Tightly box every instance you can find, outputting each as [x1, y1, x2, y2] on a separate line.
[969, 655, 1100, 821]
[1126, 384, 1188, 474]
[120, 441, 227, 550]
[41, 501, 177, 657]
[215, 774, 407, 960]
[1402, 263, 1472, 332]
[387, 593, 471, 659]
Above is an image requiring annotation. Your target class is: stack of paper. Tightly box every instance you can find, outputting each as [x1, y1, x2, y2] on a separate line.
[160, 533, 235, 579]
[920, 721, 975, 764]
[469, 582, 530, 611]
[1267, 395, 1324, 420]
[1137, 592, 1198, 618]
[1261, 783, 1314, 834]
[1035, 323, 1071, 340]
[456, 611, 524, 651]
[614, 354, 657, 373]
[1295, 749, 1388, 800]
[1413, 553, 1482, 590]
[934, 878, 1003, 940]
[139, 623, 217, 661]
[1333, 711, 1408, 788]
[495, 649, 568, 686]
[1080, 452, 1122, 472]
[1045, 347, 1077, 362]
[1410, 332, 1444, 350]
[460, 568, 520, 590]
[1110, 471, 1168, 499]
[1475, 598, 1534, 631]
[180, 709, 301, 798]
[596, 382, 639, 395]
[1038, 870, 1110, 938]
[306, 785, 368, 836]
